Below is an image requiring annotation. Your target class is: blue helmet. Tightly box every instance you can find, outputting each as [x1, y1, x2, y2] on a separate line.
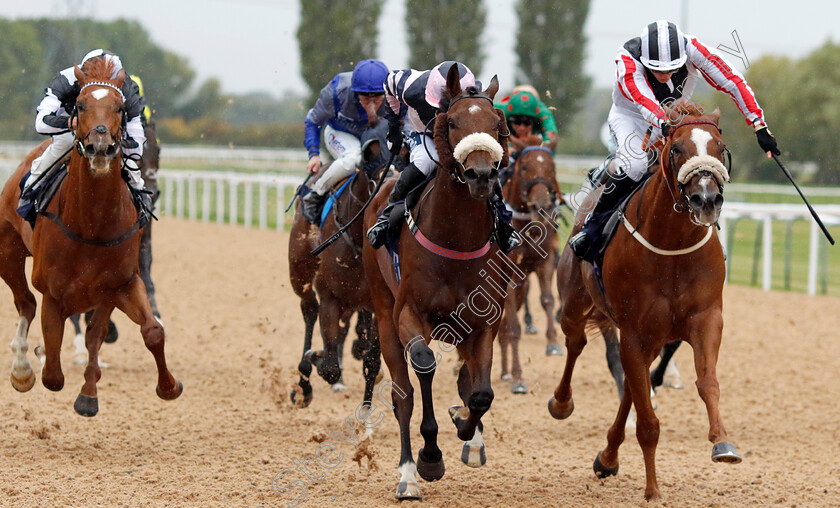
[351, 59, 389, 93]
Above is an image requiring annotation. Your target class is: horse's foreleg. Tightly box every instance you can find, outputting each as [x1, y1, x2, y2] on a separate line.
[688, 312, 741, 464]
[39, 295, 66, 392]
[115, 276, 182, 401]
[312, 298, 343, 386]
[522, 278, 537, 335]
[359, 315, 381, 436]
[293, 292, 318, 407]
[508, 284, 527, 394]
[497, 289, 516, 384]
[451, 332, 494, 467]
[620, 334, 661, 501]
[74, 306, 112, 417]
[329, 309, 353, 392]
[139, 220, 161, 319]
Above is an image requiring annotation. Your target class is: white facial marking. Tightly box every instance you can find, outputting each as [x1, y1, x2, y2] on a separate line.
[91, 89, 109, 100]
[690, 128, 713, 157]
[536, 154, 545, 163]
[468, 104, 481, 114]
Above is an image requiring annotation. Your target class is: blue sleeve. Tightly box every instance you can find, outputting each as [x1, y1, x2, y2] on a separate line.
[303, 77, 339, 157]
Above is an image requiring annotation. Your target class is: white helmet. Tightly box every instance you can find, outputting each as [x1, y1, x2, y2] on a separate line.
[639, 20, 687, 72]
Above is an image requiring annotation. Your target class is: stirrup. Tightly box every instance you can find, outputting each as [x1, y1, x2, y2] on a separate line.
[302, 192, 325, 224]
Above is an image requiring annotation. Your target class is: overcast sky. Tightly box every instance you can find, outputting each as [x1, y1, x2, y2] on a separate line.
[4, 0, 838, 98]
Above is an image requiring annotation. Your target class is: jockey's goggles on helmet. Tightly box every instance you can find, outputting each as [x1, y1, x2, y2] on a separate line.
[509, 115, 534, 127]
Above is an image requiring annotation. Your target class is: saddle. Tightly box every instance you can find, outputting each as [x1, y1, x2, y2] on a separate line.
[587, 173, 651, 266]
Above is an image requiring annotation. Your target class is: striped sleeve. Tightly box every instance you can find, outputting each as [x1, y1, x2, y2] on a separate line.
[615, 50, 667, 126]
[687, 37, 764, 125]
[384, 70, 408, 129]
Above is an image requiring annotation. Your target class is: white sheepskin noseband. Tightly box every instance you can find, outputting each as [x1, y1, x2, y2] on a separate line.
[677, 155, 729, 185]
[452, 132, 503, 165]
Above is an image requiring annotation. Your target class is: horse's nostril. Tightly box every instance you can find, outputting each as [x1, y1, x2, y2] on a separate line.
[714, 194, 724, 208]
[689, 195, 703, 209]
[84, 144, 96, 156]
[105, 144, 117, 157]
[464, 168, 478, 180]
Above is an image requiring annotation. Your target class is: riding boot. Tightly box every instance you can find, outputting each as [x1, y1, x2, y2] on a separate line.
[568, 173, 639, 259]
[130, 187, 155, 229]
[301, 191, 327, 224]
[490, 181, 521, 254]
[367, 163, 426, 249]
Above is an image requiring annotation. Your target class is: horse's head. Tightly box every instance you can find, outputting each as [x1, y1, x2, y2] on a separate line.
[663, 106, 729, 226]
[73, 59, 126, 175]
[434, 65, 509, 200]
[513, 147, 560, 220]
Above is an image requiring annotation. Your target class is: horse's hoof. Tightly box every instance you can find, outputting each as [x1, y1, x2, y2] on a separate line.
[547, 396, 574, 420]
[290, 389, 313, 408]
[303, 349, 323, 364]
[524, 323, 538, 335]
[711, 442, 742, 464]
[156, 380, 183, 401]
[511, 381, 528, 394]
[74, 394, 99, 417]
[395, 481, 421, 500]
[460, 440, 486, 468]
[416, 448, 445, 481]
[103, 321, 119, 344]
[545, 343, 564, 356]
[10, 371, 36, 392]
[500, 373, 512, 382]
[331, 382, 347, 393]
[662, 359, 684, 389]
[42, 375, 64, 392]
[593, 451, 619, 478]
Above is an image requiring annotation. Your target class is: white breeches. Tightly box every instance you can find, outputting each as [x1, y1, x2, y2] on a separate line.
[311, 125, 362, 194]
[406, 132, 439, 177]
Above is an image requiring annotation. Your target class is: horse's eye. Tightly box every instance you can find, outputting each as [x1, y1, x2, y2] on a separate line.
[76, 103, 86, 112]
[448, 119, 456, 129]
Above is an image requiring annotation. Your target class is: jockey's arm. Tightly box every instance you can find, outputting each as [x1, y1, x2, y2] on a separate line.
[35, 72, 76, 135]
[303, 78, 339, 162]
[615, 52, 668, 128]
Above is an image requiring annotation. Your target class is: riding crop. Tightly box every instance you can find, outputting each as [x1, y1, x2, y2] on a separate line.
[771, 154, 835, 245]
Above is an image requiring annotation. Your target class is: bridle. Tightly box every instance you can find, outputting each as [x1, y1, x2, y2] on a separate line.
[660, 119, 731, 216]
[514, 145, 560, 208]
[72, 81, 127, 157]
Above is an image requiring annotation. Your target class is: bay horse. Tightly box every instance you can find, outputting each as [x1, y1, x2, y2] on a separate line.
[497, 145, 562, 394]
[0, 59, 182, 417]
[287, 131, 388, 408]
[363, 65, 510, 500]
[548, 105, 739, 500]
[68, 119, 162, 364]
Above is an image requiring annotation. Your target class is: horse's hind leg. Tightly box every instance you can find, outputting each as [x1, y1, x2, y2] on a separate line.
[74, 306, 113, 417]
[548, 305, 589, 420]
[115, 276, 182, 401]
[651, 340, 683, 390]
[292, 292, 318, 407]
[329, 309, 353, 392]
[537, 258, 562, 356]
[508, 283, 528, 394]
[601, 325, 624, 400]
[358, 315, 382, 437]
[594, 378, 633, 478]
[522, 282, 537, 335]
[0, 224, 37, 392]
[687, 312, 741, 464]
[139, 220, 161, 319]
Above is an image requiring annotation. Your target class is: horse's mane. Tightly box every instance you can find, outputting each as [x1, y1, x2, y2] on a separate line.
[80, 57, 116, 82]
[665, 100, 708, 124]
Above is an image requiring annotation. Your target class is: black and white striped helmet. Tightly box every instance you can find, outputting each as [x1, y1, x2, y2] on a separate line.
[639, 20, 687, 72]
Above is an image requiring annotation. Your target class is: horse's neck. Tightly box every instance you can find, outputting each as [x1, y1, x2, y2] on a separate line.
[503, 177, 525, 211]
[417, 169, 494, 250]
[62, 156, 131, 230]
[632, 171, 709, 246]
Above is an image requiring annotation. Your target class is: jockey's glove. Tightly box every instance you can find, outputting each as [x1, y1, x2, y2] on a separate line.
[755, 126, 780, 156]
[387, 123, 403, 151]
[659, 121, 671, 139]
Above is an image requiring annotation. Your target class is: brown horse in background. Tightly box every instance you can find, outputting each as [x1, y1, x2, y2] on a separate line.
[497, 145, 562, 394]
[363, 66, 511, 500]
[548, 106, 739, 500]
[287, 136, 389, 408]
[0, 59, 181, 417]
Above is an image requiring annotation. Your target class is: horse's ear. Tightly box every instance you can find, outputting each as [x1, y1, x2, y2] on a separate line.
[709, 107, 721, 125]
[433, 112, 456, 170]
[114, 68, 126, 88]
[74, 65, 85, 86]
[485, 75, 499, 100]
[445, 63, 462, 98]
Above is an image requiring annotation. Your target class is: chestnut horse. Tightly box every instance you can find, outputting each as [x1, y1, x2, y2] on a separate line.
[363, 66, 511, 500]
[497, 145, 562, 394]
[548, 106, 739, 500]
[288, 137, 388, 408]
[0, 59, 182, 417]
[68, 120, 162, 364]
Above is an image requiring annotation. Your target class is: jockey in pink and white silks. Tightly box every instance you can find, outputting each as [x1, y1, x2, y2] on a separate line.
[568, 20, 780, 261]
[301, 59, 390, 223]
[366, 61, 521, 253]
[19, 49, 152, 226]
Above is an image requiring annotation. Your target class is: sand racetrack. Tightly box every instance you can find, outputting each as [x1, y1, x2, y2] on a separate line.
[0, 217, 838, 507]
